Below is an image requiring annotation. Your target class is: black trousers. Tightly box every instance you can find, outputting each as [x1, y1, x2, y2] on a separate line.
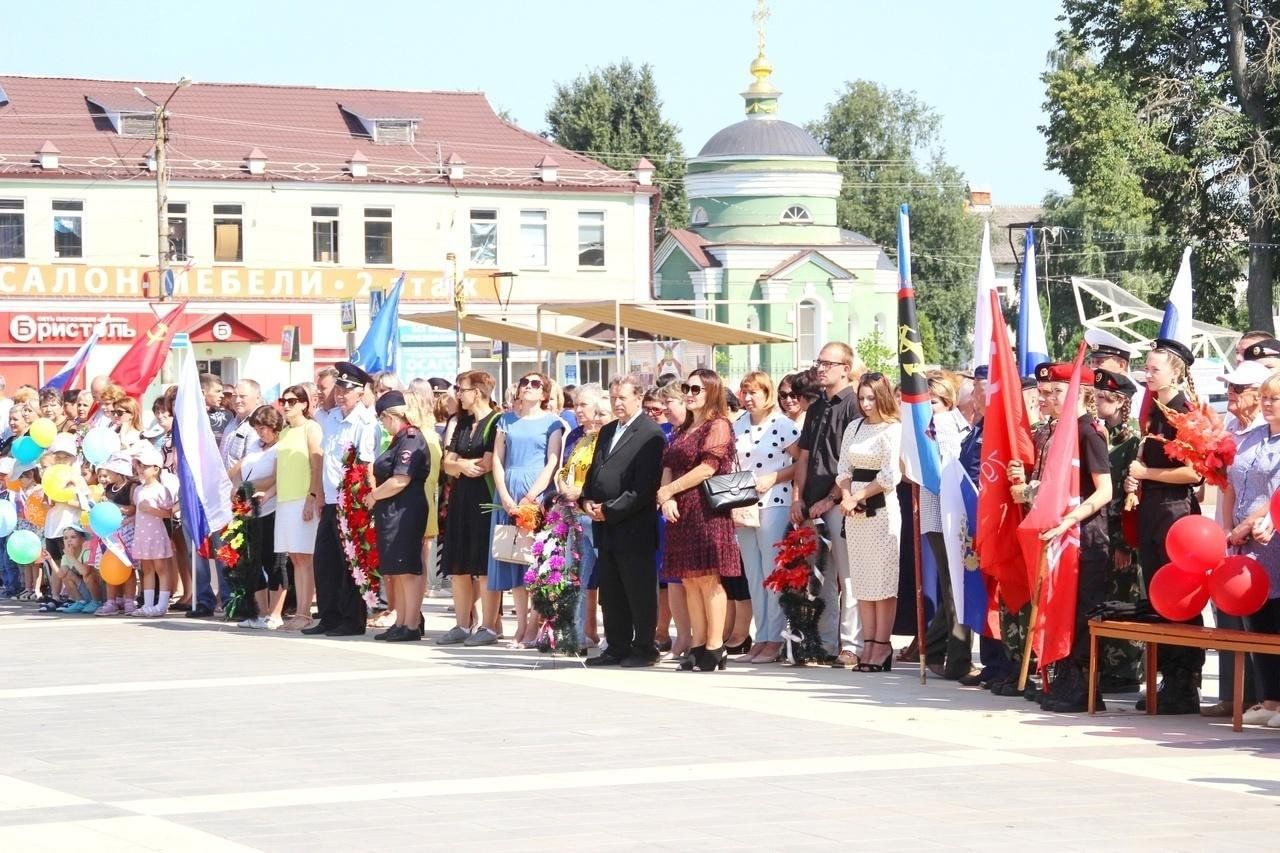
[1137, 492, 1205, 673]
[1072, 555, 1109, 665]
[314, 504, 366, 631]
[924, 532, 973, 676]
[1244, 597, 1280, 703]
[596, 539, 658, 659]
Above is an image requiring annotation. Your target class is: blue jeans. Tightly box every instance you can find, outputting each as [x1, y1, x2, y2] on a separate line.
[186, 526, 229, 610]
[0, 538, 20, 593]
[574, 515, 598, 646]
[735, 506, 790, 643]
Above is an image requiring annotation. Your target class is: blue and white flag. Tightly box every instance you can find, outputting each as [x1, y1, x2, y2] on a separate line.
[896, 204, 942, 496]
[940, 457, 988, 632]
[44, 331, 98, 391]
[352, 273, 404, 374]
[173, 350, 232, 551]
[1016, 226, 1048, 377]
[1158, 246, 1194, 344]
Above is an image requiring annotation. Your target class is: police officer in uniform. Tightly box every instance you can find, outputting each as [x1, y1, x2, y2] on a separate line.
[1126, 338, 1204, 713]
[365, 390, 431, 642]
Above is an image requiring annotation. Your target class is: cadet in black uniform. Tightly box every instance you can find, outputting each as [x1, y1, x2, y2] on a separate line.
[1125, 338, 1204, 713]
[364, 390, 431, 642]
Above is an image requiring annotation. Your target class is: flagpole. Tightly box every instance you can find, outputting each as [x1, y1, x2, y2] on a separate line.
[913, 483, 926, 685]
[1017, 545, 1048, 692]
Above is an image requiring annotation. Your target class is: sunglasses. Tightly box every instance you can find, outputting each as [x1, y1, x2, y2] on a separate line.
[643, 406, 665, 415]
[778, 391, 799, 400]
[110, 409, 127, 416]
[518, 378, 544, 390]
[280, 397, 301, 406]
[680, 383, 705, 396]
[1228, 383, 1256, 394]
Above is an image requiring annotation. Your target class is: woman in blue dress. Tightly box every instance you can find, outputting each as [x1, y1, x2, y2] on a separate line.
[489, 372, 565, 647]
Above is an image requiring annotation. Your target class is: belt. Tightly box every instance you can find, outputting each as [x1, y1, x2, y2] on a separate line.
[849, 468, 887, 516]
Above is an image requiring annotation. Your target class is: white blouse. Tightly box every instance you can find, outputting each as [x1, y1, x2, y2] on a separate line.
[733, 410, 801, 508]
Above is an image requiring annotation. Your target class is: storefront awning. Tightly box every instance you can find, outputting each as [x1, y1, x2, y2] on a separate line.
[403, 312, 612, 352]
[539, 301, 793, 347]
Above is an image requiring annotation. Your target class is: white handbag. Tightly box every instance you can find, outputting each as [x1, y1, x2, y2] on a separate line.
[492, 523, 535, 564]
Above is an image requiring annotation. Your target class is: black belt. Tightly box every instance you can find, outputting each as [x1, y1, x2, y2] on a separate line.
[849, 468, 887, 516]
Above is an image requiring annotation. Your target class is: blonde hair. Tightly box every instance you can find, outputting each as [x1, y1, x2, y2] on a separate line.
[927, 374, 958, 410]
[739, 370, 778, 413]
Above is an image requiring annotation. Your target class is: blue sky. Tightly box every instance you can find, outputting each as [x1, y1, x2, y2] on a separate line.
[4, 0, 1066, 203]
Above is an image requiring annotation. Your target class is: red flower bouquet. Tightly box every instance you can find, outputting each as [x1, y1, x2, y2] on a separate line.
[765, 524, 827, 664]
[336, 445, 380, 608]
[215, 486, 258, 618]
[1152, 399, 1237, 488]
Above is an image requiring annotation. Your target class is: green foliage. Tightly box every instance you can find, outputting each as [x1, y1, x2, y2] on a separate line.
[545, 61, 687, 234]
[856, 328, 894, 375]
[807, 81, 981, 366]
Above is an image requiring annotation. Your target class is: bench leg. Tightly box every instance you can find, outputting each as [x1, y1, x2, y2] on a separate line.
[1146, 642, 1158, 716]
[1233, 652, 1244, 733]
[1088, 630, 1098, 716]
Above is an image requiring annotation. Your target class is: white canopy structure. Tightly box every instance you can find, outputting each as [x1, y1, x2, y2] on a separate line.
[1071, 276, 1239, 362]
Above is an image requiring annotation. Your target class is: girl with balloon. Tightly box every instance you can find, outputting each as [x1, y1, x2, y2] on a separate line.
[92, 455, 138, 616]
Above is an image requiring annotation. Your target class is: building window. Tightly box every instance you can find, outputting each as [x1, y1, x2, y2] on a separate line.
[520, 210, 547, 267]
[780, 205, 812, 224]
[796, 299, 819, 364]
[213, 203, 243, 263]
[0, 198, 24, 259]
[52, 200, 83, 259]
[167, 202, 188, 261]
[469, 209, 497, 265]
[364, 207, 393, 265]
[577, 211, 605, 267]
[690, 206, 708, 226]
[311, 206, 339, 264]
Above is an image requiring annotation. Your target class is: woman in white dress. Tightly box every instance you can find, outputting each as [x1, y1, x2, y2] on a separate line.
[836, 372, 902, 672]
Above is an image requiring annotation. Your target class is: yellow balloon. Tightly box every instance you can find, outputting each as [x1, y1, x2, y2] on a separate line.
[42, 464, 76, 504]
[80, 510, 91, 530]
[28, 418, 57, 449]
[99, 550, 133, 586]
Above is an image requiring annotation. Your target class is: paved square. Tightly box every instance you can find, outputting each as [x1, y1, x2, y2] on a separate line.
[1, 597, 1276, 851]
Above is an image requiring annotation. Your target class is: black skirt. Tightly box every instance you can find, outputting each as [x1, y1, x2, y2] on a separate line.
[375, 484, 428, 576]
[440, 475, 493, 576]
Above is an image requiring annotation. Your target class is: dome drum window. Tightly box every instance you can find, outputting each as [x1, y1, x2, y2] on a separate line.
[690, 206, 709, 226]
[780, 205, 812, 224]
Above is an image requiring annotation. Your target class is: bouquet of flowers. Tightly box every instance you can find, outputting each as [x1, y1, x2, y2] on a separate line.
[482, 501, 543, 534]
[336, 444, 380, 609]
[1150, 399, 1237, 488]
[215, 485, 258, 619]
[523, 499, 583, 654]
[765, 524, 827, 664]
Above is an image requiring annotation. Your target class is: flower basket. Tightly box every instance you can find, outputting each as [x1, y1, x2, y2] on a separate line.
[765, 524, 828, 664]
[337, 445, 380, 609]
[214, 485, 258, 620]
[522, 498, 584, 654]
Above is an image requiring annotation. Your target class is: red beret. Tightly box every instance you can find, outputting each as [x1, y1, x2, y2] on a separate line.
[1034, 362, 1073, 383]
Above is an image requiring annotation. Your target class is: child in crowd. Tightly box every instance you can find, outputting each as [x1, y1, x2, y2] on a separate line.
[41, 434, 86, 606]
[95, 454, 138, 616]
[55, 522, 101, 613]
[15, 464, 46, 600]
[131, 443, 176, 617]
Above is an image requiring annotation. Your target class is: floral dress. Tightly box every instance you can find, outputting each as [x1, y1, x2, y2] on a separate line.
[132, 481, 175, 560]
[661, 417, 741, 580]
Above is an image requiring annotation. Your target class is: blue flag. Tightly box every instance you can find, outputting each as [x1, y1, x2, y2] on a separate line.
[896, 204, 942, 496]
[352, 273, 404, 373]
[1016, 226, 1048, 377]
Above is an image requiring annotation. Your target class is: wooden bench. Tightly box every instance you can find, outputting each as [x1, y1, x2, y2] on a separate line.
[1088, 619, 1280, 732]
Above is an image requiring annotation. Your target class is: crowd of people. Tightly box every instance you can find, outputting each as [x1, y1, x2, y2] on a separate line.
[1, 328, 1279, 728]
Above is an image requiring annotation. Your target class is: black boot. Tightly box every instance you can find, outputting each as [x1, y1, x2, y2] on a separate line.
[1135, 668, 1201, 714]
[1042, 661, 1096, 713]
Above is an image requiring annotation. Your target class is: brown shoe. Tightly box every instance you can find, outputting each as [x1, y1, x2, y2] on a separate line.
[1200, 700, 1233, 718]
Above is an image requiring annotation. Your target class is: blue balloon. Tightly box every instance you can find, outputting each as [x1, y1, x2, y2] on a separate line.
[82, 427, 121, 466]
[88, 502, 123, 538]
[12, 436, 41, 465]
[0, 499, 16, 538]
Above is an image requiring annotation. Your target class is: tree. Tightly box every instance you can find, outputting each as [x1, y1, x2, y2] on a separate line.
[545, 61, 687, 233]
[856, 328, 895, 376]
[1041, 2, 1270, 331]
[807, 81, 982, 365]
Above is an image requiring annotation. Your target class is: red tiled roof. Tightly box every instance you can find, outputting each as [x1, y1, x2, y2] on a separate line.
[0, 76, 647, 191]
[667, 228, 719, 269]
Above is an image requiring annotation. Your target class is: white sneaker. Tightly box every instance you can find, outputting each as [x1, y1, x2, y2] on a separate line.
[1268, 712, 1280, 728]
[264, 615, 284, 630]
[238, 616, 265, 629]
[1242, 704, 1277, 725]
[129, 605, 152, 617]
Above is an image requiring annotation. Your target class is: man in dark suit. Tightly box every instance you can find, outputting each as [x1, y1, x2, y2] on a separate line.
[581, 375, 666, 667]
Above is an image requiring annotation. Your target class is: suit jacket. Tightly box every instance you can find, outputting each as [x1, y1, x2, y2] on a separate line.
[581, 413, 665, 551]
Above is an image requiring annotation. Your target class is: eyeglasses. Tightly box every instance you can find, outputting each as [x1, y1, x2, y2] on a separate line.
[110, 409, 127, 417]
[643, 406, 665, 415]
[456, 386, 474, 394]
[280, 397, 301, 406]
[680, 383, 705, 396]
[518, 377, 544, 390]
[814, 359, 850, 370]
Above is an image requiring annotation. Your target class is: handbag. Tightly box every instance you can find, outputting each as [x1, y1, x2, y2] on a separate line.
[492, 523, 535, 564]
[701, 469, 759, 513]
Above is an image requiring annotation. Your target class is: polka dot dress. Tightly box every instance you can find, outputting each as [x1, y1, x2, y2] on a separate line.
[733, 411, 801, 508]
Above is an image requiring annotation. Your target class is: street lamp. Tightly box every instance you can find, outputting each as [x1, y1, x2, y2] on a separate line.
[491, 271, 517, 397]
[447, 252, 463, 371]
[136, 76, 191, 304]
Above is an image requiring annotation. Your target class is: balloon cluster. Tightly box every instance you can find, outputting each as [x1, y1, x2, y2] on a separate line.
[1149, 515, 1271, 621]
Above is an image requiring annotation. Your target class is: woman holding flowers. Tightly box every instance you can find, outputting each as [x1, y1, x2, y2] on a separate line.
[488, 372, 565, 647]
[363, 390, 432, 642]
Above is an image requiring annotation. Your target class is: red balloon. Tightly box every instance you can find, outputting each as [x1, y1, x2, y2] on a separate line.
[1209, 555, 1271, 617]
[1165, 515, 1227, 575]
[1149, 562, 1211, 622]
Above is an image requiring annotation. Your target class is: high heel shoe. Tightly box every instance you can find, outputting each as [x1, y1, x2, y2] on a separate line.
[856, 640, 893, 672]
[696, 646, 728, 671]
[723, 635, 752, 655]
[678, 645, 704, 671]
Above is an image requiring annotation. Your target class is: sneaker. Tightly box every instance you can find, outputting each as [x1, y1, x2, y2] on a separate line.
[238, 616, 267, 629]
[463, 627, 499, 647]
[80, 600, 101, 615]
[122, 602, 138, 616]
[1268, 713, 1280, 728]
[129, 605, 152, 617]
[437, 625, 471, 645]
[1242, 704, 1278, 725]
[147, 605, 167, 618]
[263, 615, 284, 630]
[95, 600, 120, 616]
[59, 601, 83, 613]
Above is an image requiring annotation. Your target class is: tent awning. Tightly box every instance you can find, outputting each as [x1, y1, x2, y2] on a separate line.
[1071, 276, 1238, 361]
[540, 301, 792, 346]
[403, 312, 613, 352]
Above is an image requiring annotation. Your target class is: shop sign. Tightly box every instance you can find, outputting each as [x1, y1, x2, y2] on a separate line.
[7, 313, 138, 344]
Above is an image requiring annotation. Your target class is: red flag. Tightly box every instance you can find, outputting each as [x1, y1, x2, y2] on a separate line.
[974, 290, 1036, 610]
[109, 302, 189, 399]
[1015, 341, 1088, 671]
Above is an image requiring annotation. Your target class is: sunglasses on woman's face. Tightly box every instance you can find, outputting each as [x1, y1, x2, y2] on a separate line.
[680, 383, 705, 396]
[518, 378, 543, 390]
[778, 390, 798, 400]
[280, 397, 301, 406]
[110, 409, 127, 417]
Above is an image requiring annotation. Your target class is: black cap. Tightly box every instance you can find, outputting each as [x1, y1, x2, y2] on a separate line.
[1094, 368, 1137, 396]
[334, 361, 372, 389]
[1242, 337, 1280, 362]
[375, 389, 406, 415]
[1152, 338, 1195, 367]
[1020, 375, 1039, 391]
[427, 377, 451, 392]
[972, 365, 989, 381]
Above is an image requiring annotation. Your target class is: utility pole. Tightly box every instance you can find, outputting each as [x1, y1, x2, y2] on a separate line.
[448, 252, 463, 372]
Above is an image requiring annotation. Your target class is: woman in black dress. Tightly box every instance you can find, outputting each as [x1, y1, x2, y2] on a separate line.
[437, 371, 499, 646]
[1125, 338, 1204, 713]
[363, 391, 431, 642]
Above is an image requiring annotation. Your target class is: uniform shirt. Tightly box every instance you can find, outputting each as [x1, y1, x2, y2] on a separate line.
[318, 403, 375, 505]
[798, 385, 859, 507]
[1140, 392, 1196, 495]
[375, 426, 430, 485]
[1075, 414, 1112, 558]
